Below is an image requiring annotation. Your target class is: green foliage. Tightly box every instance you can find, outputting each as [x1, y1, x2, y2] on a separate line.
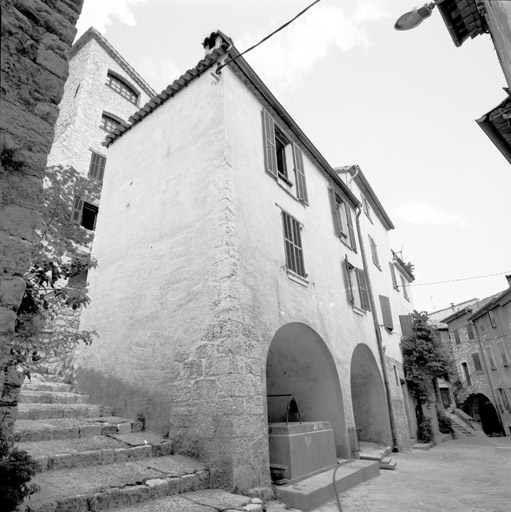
[436, 403, 456, 437]
[11, 165, 100, 374]
[417, 416, 434, 443]
[0, 448, 41, 512]
[401, 311, 453, 406]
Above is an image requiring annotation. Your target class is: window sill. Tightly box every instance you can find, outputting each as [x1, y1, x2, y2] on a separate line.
[339, 237, 357, 253]
[286, 269, 309, 287]
[275, 180, 308, 207]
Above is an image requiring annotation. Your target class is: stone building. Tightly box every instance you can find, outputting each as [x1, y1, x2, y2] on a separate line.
[1, 0, 83, 446]
[47, 27, 155, 231]
[75, 31, 418, 490]
[442, 282, 511, 436]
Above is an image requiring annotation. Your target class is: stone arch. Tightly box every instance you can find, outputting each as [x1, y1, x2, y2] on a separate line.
[463, 393, 503, 435]
[350, 343, 392, 445]
[266, 322, 347, 457]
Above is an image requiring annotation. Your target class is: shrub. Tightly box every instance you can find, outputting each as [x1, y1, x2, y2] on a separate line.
[417, 416, 434, 443]
[0, 448, 41, 512]
[436, 404, 456, 437]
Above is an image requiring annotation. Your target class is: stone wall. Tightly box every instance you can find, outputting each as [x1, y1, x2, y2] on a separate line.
[0, 0, 83, 445]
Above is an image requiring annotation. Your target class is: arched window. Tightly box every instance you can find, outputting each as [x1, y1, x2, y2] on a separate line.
[100, 112, 123, 133]
[106, 71, 139, 105]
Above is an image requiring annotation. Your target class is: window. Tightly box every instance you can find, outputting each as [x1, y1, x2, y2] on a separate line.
[362, 195, 372, 221]
[342, 256, 370, 311]
[452, 329, 461, 345]
[394, 365, 399, 386]
[488, 310, 497, 328]
[262, 109, 308, 203]
[282, 211, 306, 278]
[497, 341, 510, 366]
[369, 235, 380, 269]
[106, 72, 138, 104]
[480, 322, 486, 333]
[329, 189, 357, 251]
[471, 353, 483, 372]
[100, 114, 121, 133]
[486, 346, 496, 369]
[461, 362, 471, 386]
[72, 198, 98, 231]
[498, 388, 510, 411]
[400, 274, 409, 301]
[379, 295, 393, 331]
[88, 151, 106, 182]
[466, 324, 475, 340]
[389, 262, 399, 290]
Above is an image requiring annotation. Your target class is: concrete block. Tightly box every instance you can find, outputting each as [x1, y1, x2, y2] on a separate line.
[116, 422, 132, 435]
[79, 424, 102, 438]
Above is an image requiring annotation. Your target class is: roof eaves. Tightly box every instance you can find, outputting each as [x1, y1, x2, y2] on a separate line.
[335, 165, 394, 230]
[441, 307, 471, 324]
[72, 27, 156, 98]
[476, 96, 511, 166]
[437, 0, 488, 47]
[468, 289, 511, 321]
[224, 44, 359, 207]
[104, 49, 223, 147]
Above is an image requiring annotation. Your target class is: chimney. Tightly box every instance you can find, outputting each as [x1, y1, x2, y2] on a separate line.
[506, 274, 511, 288]
[202, 31, 232, 56]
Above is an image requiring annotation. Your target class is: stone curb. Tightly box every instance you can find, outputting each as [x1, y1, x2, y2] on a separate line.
[35, 441, 174, 472]
[24, 382, 72, 392]
[24, 469, 211, 512]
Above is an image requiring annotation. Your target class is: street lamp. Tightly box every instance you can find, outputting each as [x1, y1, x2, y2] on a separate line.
[394, 1, 444, 31]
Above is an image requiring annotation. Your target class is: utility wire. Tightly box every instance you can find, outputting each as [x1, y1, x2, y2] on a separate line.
[216, 0, 323, 74]
[408, 271, 511, 287]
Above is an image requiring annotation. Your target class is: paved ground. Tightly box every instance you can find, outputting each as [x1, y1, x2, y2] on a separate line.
[267, 435, 511, 512]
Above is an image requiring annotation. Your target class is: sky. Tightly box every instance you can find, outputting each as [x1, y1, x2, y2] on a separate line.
[75, 0, 511, 314]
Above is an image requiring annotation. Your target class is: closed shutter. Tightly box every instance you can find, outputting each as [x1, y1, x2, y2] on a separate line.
[466, 324, 475, 340]
[342, 256, 354, 305]
[379, 295, 393, 331]
[72, 196, 84, 224]
[89, 152, 106, 182]
[329, 188, 341, 237]
[292, 143, 308, 203]
[262, 109, 278, 179]
[399, 315, 413, 339]
[472, 353, 483, 372]
[346, 206, 357, 251]
[390, 262, 398, 289]
[356, 268, 370, 311]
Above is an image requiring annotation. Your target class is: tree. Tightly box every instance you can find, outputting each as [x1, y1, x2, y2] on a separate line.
[0, 165, 99, 509]
[401, 311, 453, 442]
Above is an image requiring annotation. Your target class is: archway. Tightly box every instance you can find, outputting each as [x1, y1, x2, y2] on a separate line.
[266, 322, 347, 457]
[463, 393, 503, 435]
[350, 343, 392, 446]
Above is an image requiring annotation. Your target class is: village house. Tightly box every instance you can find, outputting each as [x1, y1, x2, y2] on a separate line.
[69, 31, 423, 490]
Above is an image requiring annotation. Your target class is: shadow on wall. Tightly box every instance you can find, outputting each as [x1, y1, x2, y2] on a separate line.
[75, 368, 171, 434]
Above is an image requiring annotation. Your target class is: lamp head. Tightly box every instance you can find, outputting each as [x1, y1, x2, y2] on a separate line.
[394, 3, 436, 31]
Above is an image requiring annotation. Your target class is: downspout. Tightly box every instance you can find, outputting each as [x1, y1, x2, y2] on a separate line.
[355, 207, 399, 450]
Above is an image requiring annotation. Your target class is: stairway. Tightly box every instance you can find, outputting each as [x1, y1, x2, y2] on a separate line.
[15, 374, 264, 512]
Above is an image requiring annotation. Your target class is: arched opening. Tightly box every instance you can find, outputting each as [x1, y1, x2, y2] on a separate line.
[266, 322, 347, 459]
[462, 393, 503, 435]
[350, 343, 392, 446]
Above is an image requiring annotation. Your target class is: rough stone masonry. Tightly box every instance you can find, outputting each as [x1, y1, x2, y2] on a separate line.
[0, 0, 83, 447]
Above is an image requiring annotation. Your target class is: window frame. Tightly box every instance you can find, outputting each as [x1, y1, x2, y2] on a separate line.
[486, 345, 496, 369]
[106, 71, 139, 105]
[389, 262, 399, 291]
[329, 188, 357, 252]
[400, 274, 410, 301]
[379, 294, 394, 331]
[72, 197, 98, 231]
[497, 340, 510, 366]
[461, 362, 472, 386]
[262, 109, 308, 204]
[281, 210, 306, 279]
[100, 113, 122, 133]
[368, 235, 381, 270]
[488, 310, 498, 328]
[342, 257, 371, 312]
[471, 352, 483, 373]
[453, 329, 461, 345]
[466, 324, 475, 340]
[88, 151, 106, 182]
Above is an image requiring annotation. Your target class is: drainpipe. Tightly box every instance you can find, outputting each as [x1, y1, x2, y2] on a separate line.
[355, 207, 399, 450]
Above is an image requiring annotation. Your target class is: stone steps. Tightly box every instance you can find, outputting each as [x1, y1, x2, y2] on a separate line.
[24, 381, 73, 392]
[19, 389, 90, 404]
[18, 402, 112, 420]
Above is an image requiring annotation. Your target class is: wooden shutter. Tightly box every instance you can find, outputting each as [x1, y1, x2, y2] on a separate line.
[342, 256, 354, 305]
[472, 353, 482, 372]
[356, 268, 370, 311]
[345, 206, 357, 251]
[262, 109, 278, 179]
[329, 188, 341, 237]
[379, 295, 393, 331]
[97, 154, 106, 181]
[399, 315, 413, 339]
[292, 143, 308, 203]
[72, 196, 83, 224]
[389, 262, 398, 289]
